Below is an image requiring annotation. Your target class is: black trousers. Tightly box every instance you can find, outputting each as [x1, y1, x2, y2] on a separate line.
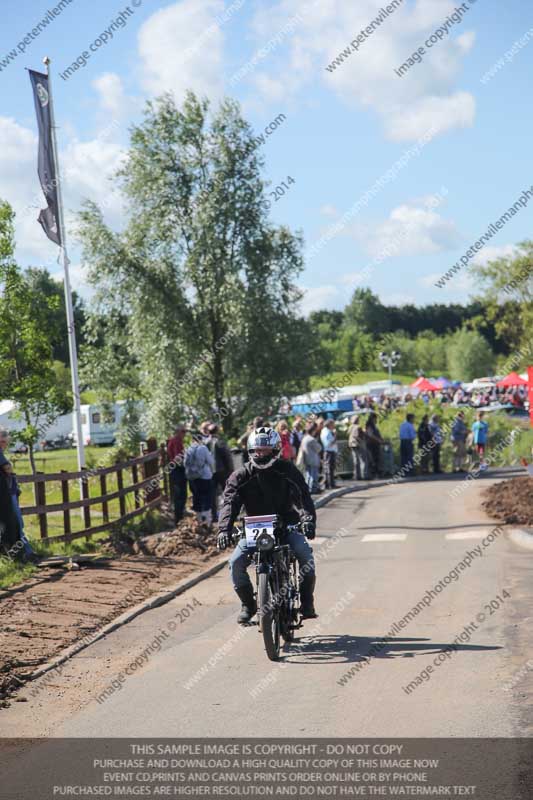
[169, 465, 187, 523]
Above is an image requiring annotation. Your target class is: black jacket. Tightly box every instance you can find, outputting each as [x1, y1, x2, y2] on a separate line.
[218, 458, 316, 536]
[0, 471, 20, 553]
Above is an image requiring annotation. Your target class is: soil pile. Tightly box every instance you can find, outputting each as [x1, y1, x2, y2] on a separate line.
[483, 476, 533, 526]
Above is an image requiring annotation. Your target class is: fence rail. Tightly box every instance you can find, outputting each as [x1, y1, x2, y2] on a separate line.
[18, 442, 169, 545]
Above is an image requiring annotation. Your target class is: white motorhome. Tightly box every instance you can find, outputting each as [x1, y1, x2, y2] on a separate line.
[74, 401, 145, 447]
[0, 400, 73, 448]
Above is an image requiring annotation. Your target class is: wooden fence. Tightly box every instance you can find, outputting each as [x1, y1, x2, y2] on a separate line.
[18, 441, 170, 545]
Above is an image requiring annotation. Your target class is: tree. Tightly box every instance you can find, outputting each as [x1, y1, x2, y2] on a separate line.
[344, 288, 386, 333]
[446, 329, 494, 381]
[24, 267, 86, 364]
[77, 92, 308, 437]
[0, 201, 70, 472]
[471, 240, 533, 360]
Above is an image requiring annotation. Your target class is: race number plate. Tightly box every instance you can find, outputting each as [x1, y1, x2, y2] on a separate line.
[244, 515, 276, 548]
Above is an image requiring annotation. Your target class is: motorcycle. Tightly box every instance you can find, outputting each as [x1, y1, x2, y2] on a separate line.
[237, 513, 302, 661]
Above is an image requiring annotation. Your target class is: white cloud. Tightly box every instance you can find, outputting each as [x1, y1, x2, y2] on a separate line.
[320, 204, 338, 217]
[472, 244, 518, 266]
[92, 73, 136, 119]
[381, 292, 417, 306]
[138, 0, 225, 100]
[418, 269, 475, 294]
[387, 92, 475, 141]
[0, 110, 126, 266]
[299, 284, 339, 314]
[245, 0, 477, 141]
[355, 199, 462, 258]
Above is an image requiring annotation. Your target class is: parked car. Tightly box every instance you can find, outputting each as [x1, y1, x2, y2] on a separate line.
[8, 441, 28, 454]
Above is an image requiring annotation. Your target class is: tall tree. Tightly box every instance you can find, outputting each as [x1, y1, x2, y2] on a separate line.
[77, 92, 308, 436]
[24, 267, 86, 364]
[446, 329, 494, 381]
[0, 202, 70, 472]
[471, 240, 533, 359]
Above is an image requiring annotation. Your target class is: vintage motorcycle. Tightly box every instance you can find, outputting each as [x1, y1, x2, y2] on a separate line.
[237, 513, 302, 661]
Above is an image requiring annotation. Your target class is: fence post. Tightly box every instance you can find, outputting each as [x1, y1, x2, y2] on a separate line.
[116, 464, 126, 518]
[159, 443, 169, 500]
[100, 473, 109, 523]
[142, 438, 160, 504]
[60, 470, 71, 543]
[34, 473, 48, 540]
[80, 469, 91, 541]
[131, 462, 140, 509]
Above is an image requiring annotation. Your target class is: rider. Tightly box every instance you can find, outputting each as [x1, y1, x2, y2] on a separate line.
[217, 426, 318, 625]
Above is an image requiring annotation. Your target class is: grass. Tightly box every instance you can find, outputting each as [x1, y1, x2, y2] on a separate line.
[12, 446, 151, 549]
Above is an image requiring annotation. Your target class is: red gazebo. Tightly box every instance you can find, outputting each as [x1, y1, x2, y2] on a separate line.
[496, 372, 528, 387]
[411, 377, 440, 392]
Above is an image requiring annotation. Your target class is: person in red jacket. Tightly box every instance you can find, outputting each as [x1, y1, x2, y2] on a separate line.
[167, 425, 187, 524]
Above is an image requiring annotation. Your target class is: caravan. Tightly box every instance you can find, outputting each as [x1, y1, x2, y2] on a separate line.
[74, 402, 145, 446]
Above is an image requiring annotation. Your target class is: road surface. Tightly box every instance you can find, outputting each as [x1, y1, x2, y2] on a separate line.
[2, 476, 533, 738]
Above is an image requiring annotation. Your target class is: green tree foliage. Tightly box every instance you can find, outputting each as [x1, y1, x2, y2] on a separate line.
[24, 267, 86, 364]
[446, 329, 494, 381]
[0, 202, 70, 472]
[77, 92, 310, 437]
[471, 240, 533, 361]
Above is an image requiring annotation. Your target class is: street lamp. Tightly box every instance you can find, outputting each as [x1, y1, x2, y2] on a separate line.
[379, 350, 401, 393]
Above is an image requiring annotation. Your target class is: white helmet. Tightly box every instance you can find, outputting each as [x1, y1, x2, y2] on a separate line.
[248, 426, 281, 469]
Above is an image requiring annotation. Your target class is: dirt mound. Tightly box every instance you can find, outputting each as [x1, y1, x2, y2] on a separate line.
[0, 518, 221, 707]
[106, 517, 217, 558]
[483, 476, 533, 526]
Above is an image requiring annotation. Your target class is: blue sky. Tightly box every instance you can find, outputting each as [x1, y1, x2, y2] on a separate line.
[1, 0, 532, 313]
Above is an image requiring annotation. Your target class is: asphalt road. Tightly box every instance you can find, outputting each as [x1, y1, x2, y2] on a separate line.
[3, 476, 533, 738]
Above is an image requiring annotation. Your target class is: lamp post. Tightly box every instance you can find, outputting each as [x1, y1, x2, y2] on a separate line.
[379, 350, 401, 394]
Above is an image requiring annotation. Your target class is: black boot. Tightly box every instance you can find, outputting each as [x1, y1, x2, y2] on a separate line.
[235, 586, 257, 625]
[300, 575, 318, 619]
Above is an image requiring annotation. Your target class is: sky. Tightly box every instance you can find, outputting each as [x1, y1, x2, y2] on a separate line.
[1, 0, 532, 315]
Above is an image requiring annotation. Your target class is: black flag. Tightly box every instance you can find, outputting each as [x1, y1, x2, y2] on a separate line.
[29, 69, 61, 245]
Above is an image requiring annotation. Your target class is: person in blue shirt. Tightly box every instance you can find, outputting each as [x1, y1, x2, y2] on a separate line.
[472, 411, 489, 466]
[399, 413, 417, 476]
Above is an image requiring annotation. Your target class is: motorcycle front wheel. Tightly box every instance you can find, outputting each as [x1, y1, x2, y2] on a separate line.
[258, 572, 280, 661]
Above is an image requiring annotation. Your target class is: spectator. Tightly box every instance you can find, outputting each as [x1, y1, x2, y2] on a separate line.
[276, 420, 296, 461]
[0, 429, 35, 561]
[298, 422, 322, 493]
[365, 412, 384, 479]
[167, 425, 187, 524]
[399, 413, 417, 476]
[451, 411, 468, 473]
[184, 432, 215, 524]
[206, 423, 234, 522]
[290, 417, 304, 458]
[199, 420, 211, 436]
[320, 419, 338, 489]
[238, 416, 264, 464]
[348, 414, 368, 481]
[0, 463, 22, 559]
[417, 414, 432, 474]
[429, 414, 444, 474]
[472, 411, 489, 468]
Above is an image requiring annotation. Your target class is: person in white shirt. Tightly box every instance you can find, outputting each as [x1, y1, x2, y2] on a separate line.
[320, 419, 338, 489]
[184, 433, 215, 524]
[399, 413, 417, 476]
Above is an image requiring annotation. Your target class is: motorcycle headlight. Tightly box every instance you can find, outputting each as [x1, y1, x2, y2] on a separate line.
[257, 532, 275, 552]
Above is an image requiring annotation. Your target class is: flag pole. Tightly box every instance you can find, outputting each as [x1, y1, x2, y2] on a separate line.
[43, 56, 85, 471]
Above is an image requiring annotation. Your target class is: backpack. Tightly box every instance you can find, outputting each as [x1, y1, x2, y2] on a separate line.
[184, 444, 207, 480]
